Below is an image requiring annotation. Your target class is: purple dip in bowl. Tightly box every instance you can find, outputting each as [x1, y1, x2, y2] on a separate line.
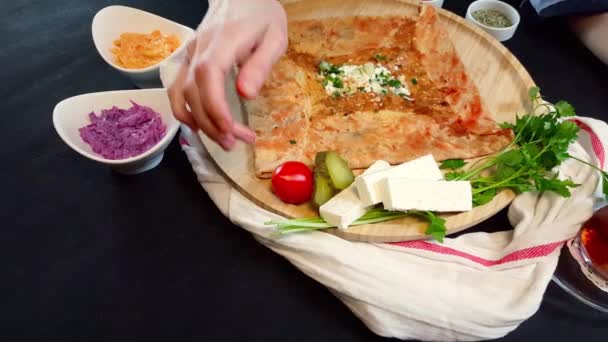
[79, 101, 166, 160]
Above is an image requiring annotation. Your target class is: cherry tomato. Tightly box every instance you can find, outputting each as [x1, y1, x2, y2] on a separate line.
[271, 161, 313, 204]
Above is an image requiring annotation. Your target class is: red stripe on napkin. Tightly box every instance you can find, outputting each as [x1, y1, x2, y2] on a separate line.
[389, 240, 563, 266]
[179, 136, 191, 147]
[573, 119, 605, 167]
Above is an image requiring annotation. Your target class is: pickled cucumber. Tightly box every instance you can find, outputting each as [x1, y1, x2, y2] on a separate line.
[324, 151, 355, 190]
[311, 151, 354, 207]
[314, 152, 329, 177]
[312, 173, 334, 207]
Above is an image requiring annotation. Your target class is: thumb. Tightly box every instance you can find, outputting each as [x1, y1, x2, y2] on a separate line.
[236, 26, 287, 99]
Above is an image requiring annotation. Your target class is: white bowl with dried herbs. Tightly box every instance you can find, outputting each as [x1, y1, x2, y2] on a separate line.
[466, 0, 520, 42]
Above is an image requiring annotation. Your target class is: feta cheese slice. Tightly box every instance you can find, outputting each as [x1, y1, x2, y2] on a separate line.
[320, 160, 391, 229]
[383, 179, 472, 212]
[355, 154, 443, 206]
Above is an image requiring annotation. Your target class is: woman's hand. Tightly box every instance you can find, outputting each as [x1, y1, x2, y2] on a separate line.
[168, 0, 287, 150]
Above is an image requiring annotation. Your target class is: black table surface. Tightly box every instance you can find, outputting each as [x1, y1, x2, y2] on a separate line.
[2, 0, 608, 341]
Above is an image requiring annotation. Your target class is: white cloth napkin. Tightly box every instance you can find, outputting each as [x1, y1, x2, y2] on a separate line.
[176, 116, 607, 341]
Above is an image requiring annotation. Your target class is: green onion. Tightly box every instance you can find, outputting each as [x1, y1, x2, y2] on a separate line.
[266, 208, 446, 241]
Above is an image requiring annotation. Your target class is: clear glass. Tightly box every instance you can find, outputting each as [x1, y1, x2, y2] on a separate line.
[552, 206, 608, 313]
[574, 206, 608, 281]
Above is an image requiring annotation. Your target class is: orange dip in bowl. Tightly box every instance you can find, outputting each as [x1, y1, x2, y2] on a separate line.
[111, 30, 181, 69]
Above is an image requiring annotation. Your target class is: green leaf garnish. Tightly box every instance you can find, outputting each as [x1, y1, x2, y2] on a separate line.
[603, 173, 608, 201]
[439, 159, 466, 170]
[472, 188, 497, 207]
[497, 149, 523, 167]
[411, 78, 418, 85]
[414, 211, 447, 243]
[332, 77, 344, 89]
[533, 175, 579, 197]
[374, 54, 387, 61]
[445, 171, 465, 181]
[555, 100, 576, 117]
[387, 79, 402, 88]
[319, 60, 331, 72]
[318, 61, 342, 76]
[499, 122, 513, 130]
[528, 86, 540, 102]
[289, 140, 296, 145]
[566, 154, 608, 200]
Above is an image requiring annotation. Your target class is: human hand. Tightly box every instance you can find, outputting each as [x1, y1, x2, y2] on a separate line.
[168, 0, 288, 150]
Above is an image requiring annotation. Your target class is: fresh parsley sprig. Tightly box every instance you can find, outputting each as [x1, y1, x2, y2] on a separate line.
[445, 86, 608, 206]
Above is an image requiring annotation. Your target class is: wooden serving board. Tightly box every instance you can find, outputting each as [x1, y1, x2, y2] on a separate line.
[200, 0, 535, 242]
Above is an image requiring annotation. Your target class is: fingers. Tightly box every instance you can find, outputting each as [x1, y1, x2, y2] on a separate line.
[168, 60, 236, 150]
[183, 78, 235, 150]
[170, 95, 197, 131]
[233, 122, 256, 144]
[186, 36, 197, 62]
[236, 25, 288, 99]
[193, 62, 235, 137]
[168, 64, 198, 130]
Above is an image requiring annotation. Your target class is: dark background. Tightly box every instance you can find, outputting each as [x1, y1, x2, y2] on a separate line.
[2, 0, 608, 341]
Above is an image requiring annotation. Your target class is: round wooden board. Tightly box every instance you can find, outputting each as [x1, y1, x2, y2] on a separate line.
[200, 0, 535, 242]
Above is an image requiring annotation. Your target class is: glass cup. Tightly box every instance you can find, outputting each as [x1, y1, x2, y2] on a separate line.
[572, 205, 608, 281]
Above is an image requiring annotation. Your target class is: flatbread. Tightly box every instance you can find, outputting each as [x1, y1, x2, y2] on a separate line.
[247, 5, 512, 178]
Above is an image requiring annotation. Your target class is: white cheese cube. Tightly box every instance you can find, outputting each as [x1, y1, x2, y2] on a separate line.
[355, 154, 443, 206]
[320, 160, 391, 229]
[383, 179, 472, 212]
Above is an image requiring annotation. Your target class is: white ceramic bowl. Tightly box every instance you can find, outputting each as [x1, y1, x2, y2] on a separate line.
[421, 0, 444, 8]
[53, 88, 180, 175]
[466, 0, 520, 42]
[92, 5, 194, 88]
